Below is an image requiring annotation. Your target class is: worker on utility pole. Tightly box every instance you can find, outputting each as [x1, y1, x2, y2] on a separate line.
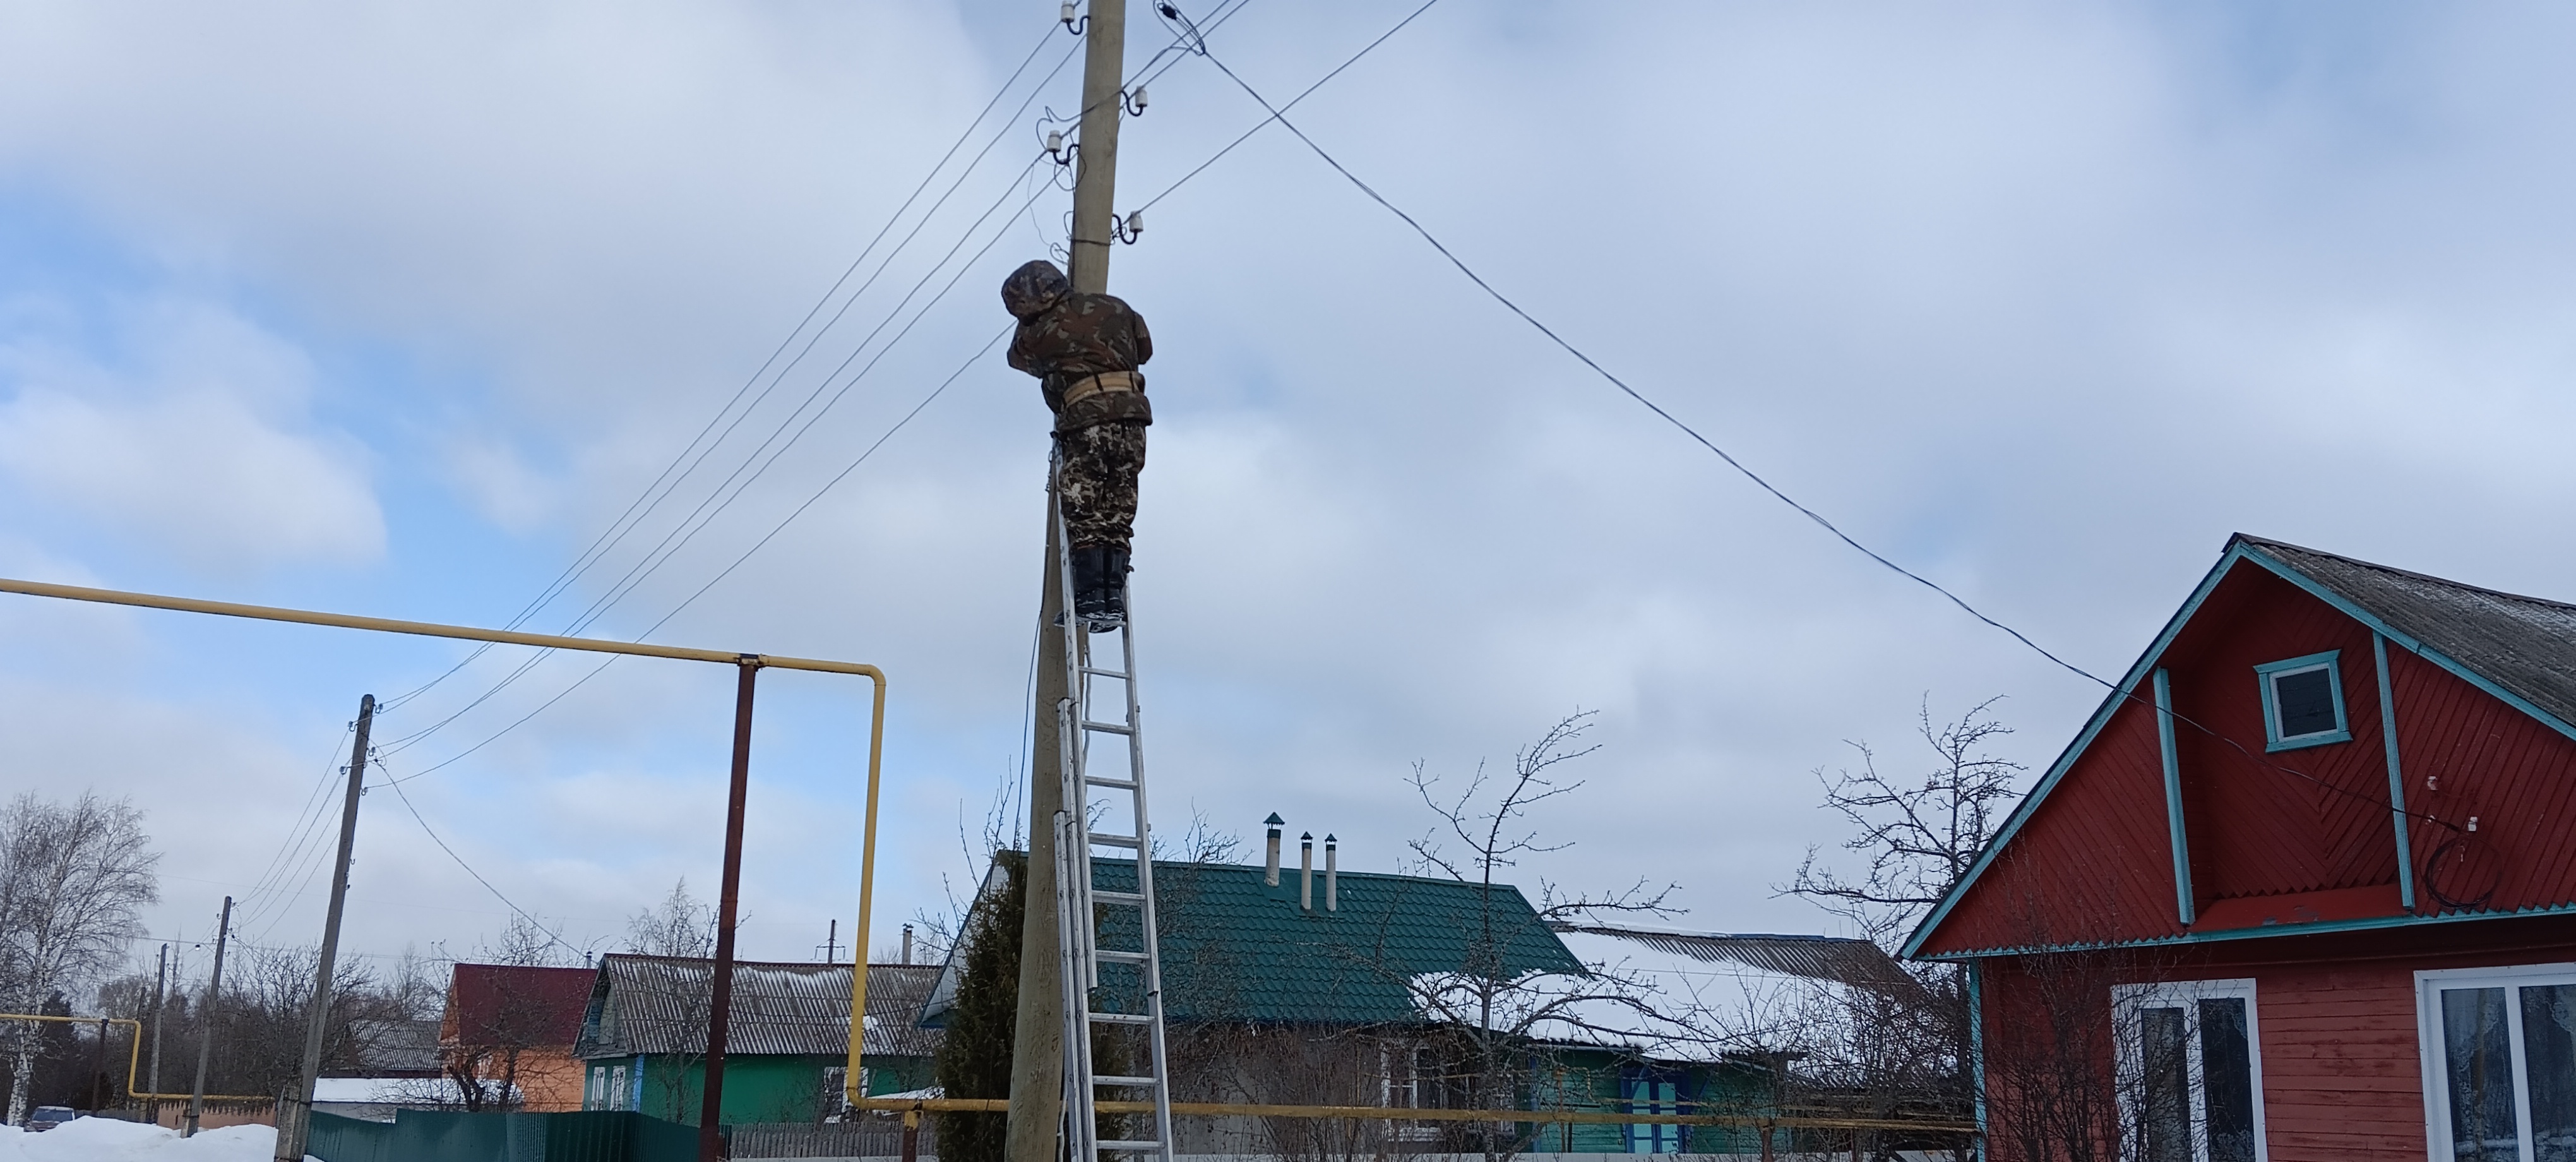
[1004, 258, 1152, 630]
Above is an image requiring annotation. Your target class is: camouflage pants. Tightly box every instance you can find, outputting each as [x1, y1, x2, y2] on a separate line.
[1057, 421, 1147, 551]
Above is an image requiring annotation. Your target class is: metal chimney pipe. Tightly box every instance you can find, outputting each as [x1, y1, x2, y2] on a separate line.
[901, 923, 914, 966]
[1325, 835, 1339, 912]
[1301, 833, 1315, 911]
[1265, 813, 1284, 886]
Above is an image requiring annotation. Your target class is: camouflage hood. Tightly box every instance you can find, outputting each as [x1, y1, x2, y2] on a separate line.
[1001, 260, 1071, 321]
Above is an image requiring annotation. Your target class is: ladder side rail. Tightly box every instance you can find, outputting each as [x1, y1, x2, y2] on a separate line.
[1054, 810, 1099, 1162]
[1115, 622, 1178, 1162]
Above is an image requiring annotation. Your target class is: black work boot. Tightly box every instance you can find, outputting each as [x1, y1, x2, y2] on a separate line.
[1094, 548, 1131, 630]
[1071, 546, 1118, 631]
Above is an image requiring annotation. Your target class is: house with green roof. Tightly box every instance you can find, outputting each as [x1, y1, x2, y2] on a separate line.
[922, 841, 1793, 1154]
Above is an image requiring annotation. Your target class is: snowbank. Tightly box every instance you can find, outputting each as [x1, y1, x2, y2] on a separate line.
[0, 1118, 309, 1162]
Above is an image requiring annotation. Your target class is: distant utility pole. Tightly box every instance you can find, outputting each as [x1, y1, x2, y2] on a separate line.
[277, 695, 374, 1162]
[185, 896, 234, 1139]
[149, 943, 167, 1101]
[1007, 4, 1130, 1162]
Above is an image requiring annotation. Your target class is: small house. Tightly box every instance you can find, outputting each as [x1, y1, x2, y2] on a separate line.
[442, 963, 597, 1111]
[924, 846, 1789, 1154]
[574, 955, 940, 1125]
[1909, 534, 2576, 1160]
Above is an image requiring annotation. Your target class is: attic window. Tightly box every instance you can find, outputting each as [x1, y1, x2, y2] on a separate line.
[2256, 651, 2350, 752]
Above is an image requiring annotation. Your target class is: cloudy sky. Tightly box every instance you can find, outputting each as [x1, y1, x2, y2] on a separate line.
[2, 1, 2572, 985]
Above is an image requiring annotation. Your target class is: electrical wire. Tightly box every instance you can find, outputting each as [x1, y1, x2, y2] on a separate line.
[381, 323, 1018, 788]
[380, 21, 1078, 717]
[1189, 40, 2475, 842]
[380, 765, 575, 954]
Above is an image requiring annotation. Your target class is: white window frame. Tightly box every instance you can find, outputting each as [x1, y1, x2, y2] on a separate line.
[2112, 978, 2270, 1162]
[2414, 961, 2576, 1162]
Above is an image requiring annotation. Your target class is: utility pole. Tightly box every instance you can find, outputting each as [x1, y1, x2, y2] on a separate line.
[1007, 5, 1130, 1162]
[277, 695, 374, 1162]
[149, 943, 167, 1111]
[185, 896, 233, 1139]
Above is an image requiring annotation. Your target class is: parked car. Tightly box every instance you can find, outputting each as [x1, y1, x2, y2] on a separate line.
[25, 1106, 77, 1132]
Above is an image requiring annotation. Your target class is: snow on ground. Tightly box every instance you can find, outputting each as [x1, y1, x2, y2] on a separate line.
[0, 1118, 309, 1162]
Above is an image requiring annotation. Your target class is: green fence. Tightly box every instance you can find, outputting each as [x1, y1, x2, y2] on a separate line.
[307, 1110, 710, 1162]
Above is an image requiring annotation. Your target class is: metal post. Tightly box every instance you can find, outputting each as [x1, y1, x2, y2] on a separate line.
[701, 659, 761, 1162]
[902, 1109, 921, 1162]
[185, 896, 233, 1138]
[88, 1018, 106, 1111]
[278, 695, 374, 1162]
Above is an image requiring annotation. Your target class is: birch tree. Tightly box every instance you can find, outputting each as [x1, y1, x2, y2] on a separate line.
[0, 793, 158, 1123]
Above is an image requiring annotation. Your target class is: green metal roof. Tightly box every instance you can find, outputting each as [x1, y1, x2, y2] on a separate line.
[1083, 858, 1585, 1026]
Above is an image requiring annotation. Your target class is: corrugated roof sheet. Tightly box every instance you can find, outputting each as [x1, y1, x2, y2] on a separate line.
[1551, 924, 1921, 994]
[924, 857, 1584, 1028]
[576, 956, 941, 1060]
[2239, 535, 2576, 729]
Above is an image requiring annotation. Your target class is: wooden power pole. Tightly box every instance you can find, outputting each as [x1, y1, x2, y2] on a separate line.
[277, 694, 374, 1161]
[184, 895, 233, 1139]
[1007, 4, 1131, 1162]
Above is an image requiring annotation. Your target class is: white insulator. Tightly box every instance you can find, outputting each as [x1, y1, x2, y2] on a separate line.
[1132, 86, 1147, 112]
[1126, 210, 1143, 236]
[1047, 130, 1064, 153]
[1061, 2, 1077, 23]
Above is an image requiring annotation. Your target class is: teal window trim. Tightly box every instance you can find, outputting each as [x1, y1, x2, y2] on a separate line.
[1968, 961, 1987, 1142]
[2373, 633, 2416, 913]
[2155, 669, 2194, 926]
[2255, 649, 2351, 751]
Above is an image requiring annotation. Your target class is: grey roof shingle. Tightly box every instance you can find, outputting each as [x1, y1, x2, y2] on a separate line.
[2238, 534, 2576, 729]
[576, 955, 941, 1060]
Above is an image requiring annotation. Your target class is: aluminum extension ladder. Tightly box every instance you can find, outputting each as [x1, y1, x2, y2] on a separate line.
[1051, 487, 1177, 1162]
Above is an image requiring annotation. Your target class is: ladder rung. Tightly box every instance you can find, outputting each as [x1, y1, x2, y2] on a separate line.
[1085, 776, 1138, 790]
[1081, 720, 1134, 736]
[1093, 1074, 1159, 1087]
[1092, 833, 1142, 849]
[1081, 666, 1130, 679]
[1100, 1141, 1164, 1153]
[1093, 890, 1144, 905]
[1090, 1012, 1152, 1025]
[1095, 949, 1149, 964]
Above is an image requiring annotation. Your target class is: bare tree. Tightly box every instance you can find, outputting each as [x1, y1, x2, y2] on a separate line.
[1786, 697, 2024, 948]
[1777, 698, 2027, 1159]
[1404, 710, 1690, 1162]
[0, 793, 158, 1124]
[482, 914, 571, 969]
[624, 879, 714, 959]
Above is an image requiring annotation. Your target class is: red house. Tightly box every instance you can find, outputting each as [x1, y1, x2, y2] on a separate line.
[1907, 534, 2576, 1162]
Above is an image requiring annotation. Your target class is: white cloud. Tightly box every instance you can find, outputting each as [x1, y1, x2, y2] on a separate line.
[0, 301, 384, 572]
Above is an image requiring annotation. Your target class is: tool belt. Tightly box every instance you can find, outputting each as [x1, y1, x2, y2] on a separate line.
[1059, 370, 1143, 409]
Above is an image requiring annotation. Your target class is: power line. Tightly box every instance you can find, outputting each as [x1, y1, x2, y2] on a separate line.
[380, 21, 1078, 718]
[1191, 42, 2471, 839]
[379, 767, 576, 955]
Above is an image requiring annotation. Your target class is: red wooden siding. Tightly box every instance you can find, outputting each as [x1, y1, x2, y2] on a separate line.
[2388, 643, 2576, 916]
[1920, 554, 2576, 957]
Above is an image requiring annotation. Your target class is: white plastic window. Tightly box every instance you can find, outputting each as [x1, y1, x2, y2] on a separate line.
[2114, 979, 2267, 1162]
[2418, 964, 2576, 1162]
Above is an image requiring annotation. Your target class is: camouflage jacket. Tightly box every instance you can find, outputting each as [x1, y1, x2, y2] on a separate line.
[1008, 291, 1154, 433]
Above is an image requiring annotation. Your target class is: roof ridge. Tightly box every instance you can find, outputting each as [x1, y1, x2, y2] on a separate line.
[2234, 532, 2576, 616]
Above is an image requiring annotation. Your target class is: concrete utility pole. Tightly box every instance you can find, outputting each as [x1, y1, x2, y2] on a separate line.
[1008, 5, 1130, 1162]
[185, 896, 233, 1139]
[277, 695, 374, 1162]
[149, 943, 167, 1104]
